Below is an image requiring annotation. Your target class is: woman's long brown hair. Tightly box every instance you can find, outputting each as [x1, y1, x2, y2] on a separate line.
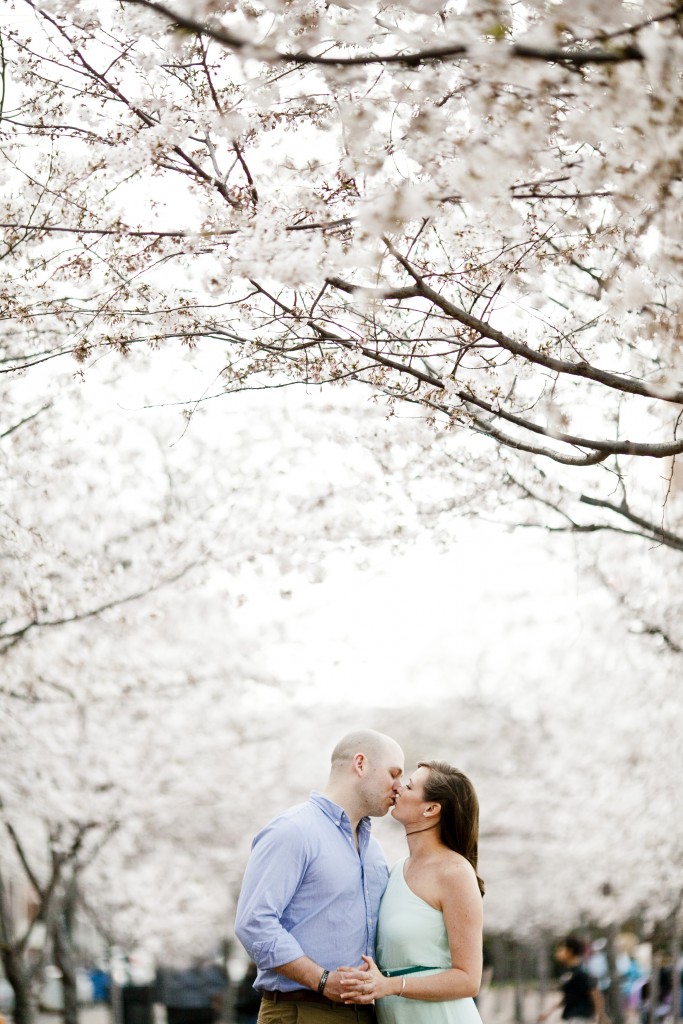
[418, 760, 485, 897]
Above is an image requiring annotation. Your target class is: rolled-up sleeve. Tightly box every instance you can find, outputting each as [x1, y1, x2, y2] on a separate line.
[234, 817, 308, 970]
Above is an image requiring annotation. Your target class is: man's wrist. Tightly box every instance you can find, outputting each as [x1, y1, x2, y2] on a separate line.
[318, 969, 330, 994]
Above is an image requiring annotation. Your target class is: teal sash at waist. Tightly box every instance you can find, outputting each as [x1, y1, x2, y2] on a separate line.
[380, 966, 442, 977]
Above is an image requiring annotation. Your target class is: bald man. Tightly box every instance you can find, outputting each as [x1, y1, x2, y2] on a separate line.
[235, 730, 405, 1024]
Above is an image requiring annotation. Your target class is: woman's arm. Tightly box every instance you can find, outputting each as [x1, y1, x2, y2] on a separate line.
[436, 857, 483, 999]
[341, 857, 483, 1003]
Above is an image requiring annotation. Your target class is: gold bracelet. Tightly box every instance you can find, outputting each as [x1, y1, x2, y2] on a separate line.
[399, 977, 406, 997]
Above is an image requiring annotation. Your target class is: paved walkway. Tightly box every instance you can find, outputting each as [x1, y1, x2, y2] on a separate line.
[37, 989, 537, 1024]
[38, 1007, 113, 1024]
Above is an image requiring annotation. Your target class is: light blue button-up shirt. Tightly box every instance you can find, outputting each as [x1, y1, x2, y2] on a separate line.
[234, 791, 389, 992]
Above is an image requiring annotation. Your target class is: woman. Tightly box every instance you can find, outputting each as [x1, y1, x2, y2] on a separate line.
[339, 760, 484, 1024]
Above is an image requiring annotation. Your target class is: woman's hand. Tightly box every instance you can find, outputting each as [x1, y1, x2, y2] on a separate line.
[339, 956, 397, 1004]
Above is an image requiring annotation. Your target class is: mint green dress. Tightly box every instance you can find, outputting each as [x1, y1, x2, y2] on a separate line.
[376, 859, 483, 1024]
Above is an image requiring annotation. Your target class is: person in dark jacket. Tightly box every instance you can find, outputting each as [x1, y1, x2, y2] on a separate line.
[234, 963, 261, 1024]
[156, 960, 228, 1024]
[538, 937, 607, 1024]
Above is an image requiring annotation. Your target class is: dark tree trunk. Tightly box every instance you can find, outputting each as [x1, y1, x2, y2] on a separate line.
[0, 867, 36, 1024]
[648, 952, 660, 1024]
[671, 910, 681, 1024]
[54, 925, 79, 1024]
[492, 933, 507, 1016]
[54, 880, 80, 1024]
[1, 947, 36, 1024]
[605, 924, 625, 1024]
[537, 932, 551, 1019]
[514, 940, 526, 1024]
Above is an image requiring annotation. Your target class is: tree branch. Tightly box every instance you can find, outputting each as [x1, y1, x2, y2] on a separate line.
[1, 402, 53, 440]
[382, 237, 683, 406]
[449, 389, 683, 459]
[592, 565, 683, 655]
[326, 275, 421, 302]
[0, 558, 204, 657]
[248, 279, 445, 388]
[3, 821, 43, 895]
[123, 0, 647, 67]
[579, 494, 683, 552]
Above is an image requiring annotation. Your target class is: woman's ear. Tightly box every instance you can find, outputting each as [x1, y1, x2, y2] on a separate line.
[423, 802, 441, 819]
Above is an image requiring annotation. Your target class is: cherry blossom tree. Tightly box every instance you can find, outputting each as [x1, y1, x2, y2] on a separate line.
[2, 2, 683, 1004]
[3, 0, 683, 651]
[2, 0, 682, 498]
[0, 353, 442, 1020]
[1, 680, 126, 1024]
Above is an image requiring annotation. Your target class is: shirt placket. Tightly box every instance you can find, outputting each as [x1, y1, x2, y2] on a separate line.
[357, 821, 373, 955]
[320, 798, 377, 960]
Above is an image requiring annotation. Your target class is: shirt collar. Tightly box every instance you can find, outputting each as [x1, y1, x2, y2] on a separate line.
[310, 791, 372, 839]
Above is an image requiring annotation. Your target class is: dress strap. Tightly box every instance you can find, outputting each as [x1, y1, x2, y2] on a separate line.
[380, 966, 441, 977]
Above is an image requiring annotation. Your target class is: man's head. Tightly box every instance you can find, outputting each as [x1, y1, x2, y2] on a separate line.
[327, 729, 404, 822]
[555, 936, 586, 965]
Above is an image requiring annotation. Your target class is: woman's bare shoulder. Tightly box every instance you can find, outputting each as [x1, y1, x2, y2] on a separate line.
[437, 850, 478, 890]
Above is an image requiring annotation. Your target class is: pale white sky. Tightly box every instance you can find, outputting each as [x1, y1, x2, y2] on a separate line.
[235, 525, 592, 708]
[43, 342, 608, 716]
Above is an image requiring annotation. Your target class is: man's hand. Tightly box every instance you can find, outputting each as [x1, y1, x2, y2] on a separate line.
[332, 962, 371, 1003]
[275, 957, 367, 1003]
[319, 969, 349, 1003]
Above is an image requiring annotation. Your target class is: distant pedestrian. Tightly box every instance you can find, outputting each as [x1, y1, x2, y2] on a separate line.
[156, 959, 228, 1024]
[234, 963, 260, 1024]
[538, 936, 608, 1024]
[586, 940, 610, 996]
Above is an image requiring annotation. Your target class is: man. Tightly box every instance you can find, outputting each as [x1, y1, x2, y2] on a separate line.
[156, 959, 228, 1024]
[538, 936, 608, 1024]
[234, 729, 405, 1022]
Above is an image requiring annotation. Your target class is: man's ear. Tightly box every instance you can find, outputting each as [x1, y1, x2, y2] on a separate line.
[353, 752, 365, 775]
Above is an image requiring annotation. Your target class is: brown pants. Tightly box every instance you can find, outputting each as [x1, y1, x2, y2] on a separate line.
[258, 999, 376, 1024]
